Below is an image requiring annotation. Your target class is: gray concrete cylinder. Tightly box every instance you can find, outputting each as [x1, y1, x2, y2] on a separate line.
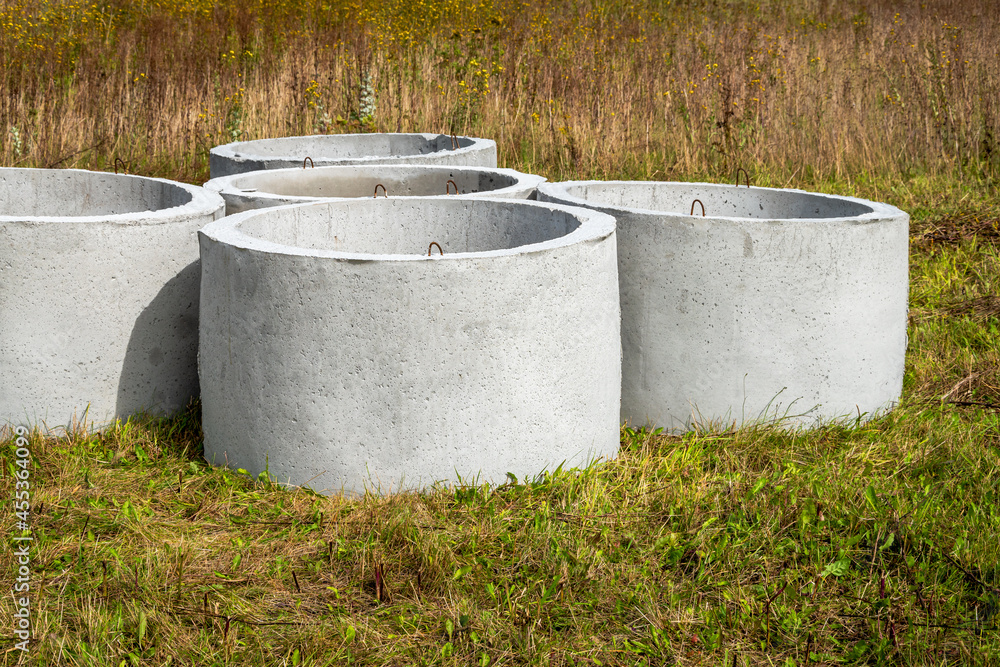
[537, 181, 909, 431]
[204, 165, 545, 215]
[209, 133, 497, 178]
[198, 198, 620, 494]
[0, 168, 225, 430]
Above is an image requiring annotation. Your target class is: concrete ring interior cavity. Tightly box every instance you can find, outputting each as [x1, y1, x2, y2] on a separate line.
[204, 164, 545, 215]
[536, 181, 909, 432]
[209, 133, 497, 178]
[0, 168, 225, 432]
[198, 197, 621, 494]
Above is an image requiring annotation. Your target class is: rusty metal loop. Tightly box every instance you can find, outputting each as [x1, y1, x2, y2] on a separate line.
[450, 134, 458, 150]
[303, 156, 314, 169]
[690, 199, 705, 217]
[735, 167, 750, 187]
[445, 179, 458, 195]
[427, 242, 443, 256]
[113, 157, 128, 175]
[373, 183, 387, 198]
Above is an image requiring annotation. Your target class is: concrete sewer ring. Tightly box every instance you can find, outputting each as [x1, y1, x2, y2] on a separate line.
[210, 133, 497, 178]
[0, 167, 225, 432]
[204, 164, 545, 216]
[537, 180, 909, 433]
[198, 196, 622, 495]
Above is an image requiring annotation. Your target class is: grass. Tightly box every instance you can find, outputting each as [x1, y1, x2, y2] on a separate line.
[2, 390, 999, 664]
[1, 0, 999, 197]
[2, 0, 1000, 663]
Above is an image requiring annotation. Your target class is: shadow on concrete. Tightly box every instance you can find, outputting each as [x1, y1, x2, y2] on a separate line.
[116, 260, 201, 419]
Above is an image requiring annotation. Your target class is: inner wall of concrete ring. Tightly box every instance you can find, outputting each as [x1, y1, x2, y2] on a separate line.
[209, 133, 497, 178]
[537, 181, 909, 432]
[198, 198, 621, 495]
[204, 165, 546, 216]
[0, 168, 225, 432]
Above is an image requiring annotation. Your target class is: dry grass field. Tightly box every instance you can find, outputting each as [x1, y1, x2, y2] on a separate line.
[1, 0, 997, 195]
[2, 0, 1000, 665]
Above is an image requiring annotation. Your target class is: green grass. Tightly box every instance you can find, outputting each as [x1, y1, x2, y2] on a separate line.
[2, 205, 1000, 665]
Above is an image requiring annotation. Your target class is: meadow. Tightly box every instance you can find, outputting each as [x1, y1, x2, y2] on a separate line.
[1, 0, 1000, 664]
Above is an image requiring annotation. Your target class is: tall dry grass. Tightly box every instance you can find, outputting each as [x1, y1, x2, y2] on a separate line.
[1, 0, 997, 197]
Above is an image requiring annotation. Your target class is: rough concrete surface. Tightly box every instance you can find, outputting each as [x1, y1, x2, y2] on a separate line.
[204, 164, 545, 215]
[0, 168, 225, 431]
[537, 181, 909, 431]
[199, 197, 621, 494]
[210, 133, 497, 178]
